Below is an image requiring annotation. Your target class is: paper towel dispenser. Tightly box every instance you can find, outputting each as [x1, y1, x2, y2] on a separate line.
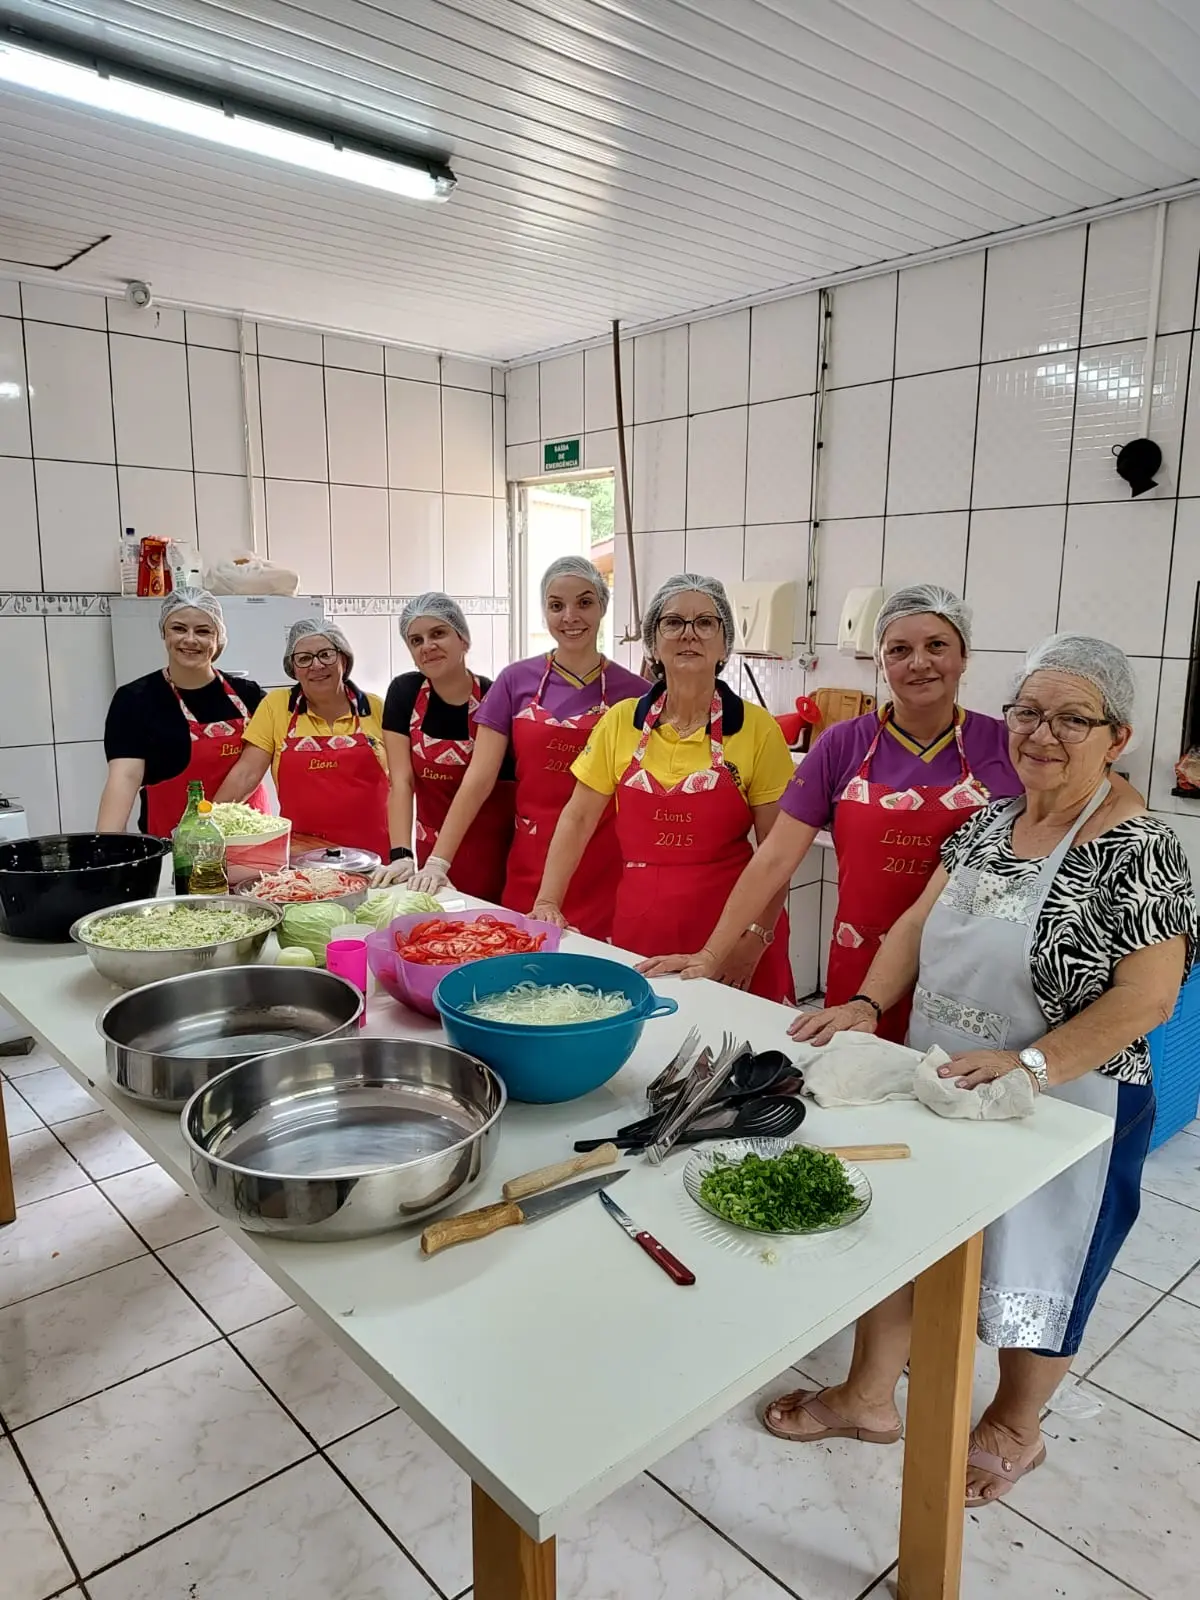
[726, 581, 796, 658]
[838, 586, 885, 657]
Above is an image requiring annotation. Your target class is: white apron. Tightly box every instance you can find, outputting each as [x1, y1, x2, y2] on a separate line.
[907, 785, 1117, 1351]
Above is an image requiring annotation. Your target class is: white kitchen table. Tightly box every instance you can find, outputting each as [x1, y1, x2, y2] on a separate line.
[0, 929, 1112, 1600]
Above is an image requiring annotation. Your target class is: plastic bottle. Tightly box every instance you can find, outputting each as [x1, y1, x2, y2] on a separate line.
[187, 801, 229, 895]
[172, 781, 205, 895]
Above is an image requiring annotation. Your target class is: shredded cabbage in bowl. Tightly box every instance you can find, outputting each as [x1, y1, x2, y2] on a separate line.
[209, 803, 288, 838]
[462, 981, 633, 1026]
[85, 904, 269, 950]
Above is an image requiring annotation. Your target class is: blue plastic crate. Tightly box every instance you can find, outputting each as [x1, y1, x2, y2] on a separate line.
[1149, 966, 1200, 1150]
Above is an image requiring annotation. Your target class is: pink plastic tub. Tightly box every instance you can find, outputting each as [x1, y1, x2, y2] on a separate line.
[365, 908, 563, 1018]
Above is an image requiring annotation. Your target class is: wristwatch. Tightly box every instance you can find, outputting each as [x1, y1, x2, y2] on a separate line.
[1017, 1047, 1049, 1090]
[747, 922, 775, 946]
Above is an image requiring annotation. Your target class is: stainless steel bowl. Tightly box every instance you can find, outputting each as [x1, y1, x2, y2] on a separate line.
[182, 1037, 506, 1240]
[99, 964, 363, 1109]
[71, 895, 283, 990]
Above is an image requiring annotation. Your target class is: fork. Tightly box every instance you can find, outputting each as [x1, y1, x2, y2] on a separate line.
[645, 1026, 701, 1113]
[646, 1032, 746, 1165]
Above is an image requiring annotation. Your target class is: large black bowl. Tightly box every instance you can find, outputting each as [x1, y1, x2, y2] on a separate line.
[0, 833, 171, 942]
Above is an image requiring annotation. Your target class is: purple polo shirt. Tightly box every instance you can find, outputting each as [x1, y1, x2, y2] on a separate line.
[475, 654, 650, 736]
[780, 710, 1020, 829]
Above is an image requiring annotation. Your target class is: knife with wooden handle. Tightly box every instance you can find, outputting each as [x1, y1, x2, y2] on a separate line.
[502, 1143, 618, 1201]
[819, 1144, 910, 1161]
[421, 1170, 628, 1256]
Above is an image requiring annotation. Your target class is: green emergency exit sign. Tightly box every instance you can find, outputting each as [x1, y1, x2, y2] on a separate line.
[544, 438, 581, 471]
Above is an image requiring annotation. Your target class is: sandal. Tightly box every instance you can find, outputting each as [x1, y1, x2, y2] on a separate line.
[965, 1439, 1047, 1507]
[760, 1388, 903, 1445]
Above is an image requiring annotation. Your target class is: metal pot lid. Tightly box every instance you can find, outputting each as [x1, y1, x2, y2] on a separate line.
[293, 844, 381, 874]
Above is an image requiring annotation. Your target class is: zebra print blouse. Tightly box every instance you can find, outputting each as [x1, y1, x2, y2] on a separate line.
[939, 808, 1197, 1084]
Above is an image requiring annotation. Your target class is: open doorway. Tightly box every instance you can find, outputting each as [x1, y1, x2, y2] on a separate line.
[513, 472, 615, 657]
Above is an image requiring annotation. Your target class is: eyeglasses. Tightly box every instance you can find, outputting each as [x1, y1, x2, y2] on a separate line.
[1003, 703, 1112, 745]
[657, 613, 723, 640]
[292, 647, 339, 669]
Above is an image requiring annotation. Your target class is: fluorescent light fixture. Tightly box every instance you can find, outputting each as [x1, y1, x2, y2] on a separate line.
[0, 29, 455, 202]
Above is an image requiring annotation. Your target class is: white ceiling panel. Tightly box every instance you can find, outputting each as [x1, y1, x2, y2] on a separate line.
[0, 0, 1197, 359]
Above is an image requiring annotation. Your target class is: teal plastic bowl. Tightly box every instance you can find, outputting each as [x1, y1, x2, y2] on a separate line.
[434, 951, 678, 1104]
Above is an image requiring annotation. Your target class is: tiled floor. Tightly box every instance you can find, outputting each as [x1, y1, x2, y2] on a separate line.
[4, 1045, 1199, 1600]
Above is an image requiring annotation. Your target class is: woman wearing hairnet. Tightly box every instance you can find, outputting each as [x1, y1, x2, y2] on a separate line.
[214, 620, 389, 859]
[645, 584, 1021, 1035]
[410, 556, 647, 938]
[533, 575, 796, 1000]
[98, 589, 269, 834]
[769, 636, 1194, 1505]
[374, 593, 514, 899]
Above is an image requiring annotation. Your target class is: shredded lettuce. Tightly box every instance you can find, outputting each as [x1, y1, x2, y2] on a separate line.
[462, 981, 632, 1026]
[87, 905, 265, 950]
[208, 803, 287, 838]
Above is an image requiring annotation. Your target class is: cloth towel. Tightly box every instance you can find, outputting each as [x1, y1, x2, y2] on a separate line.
[799, 1031, 1036, 1120]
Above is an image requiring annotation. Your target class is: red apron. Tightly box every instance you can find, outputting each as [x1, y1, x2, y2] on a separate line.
[503, 658, 619, 940]
[409, 676, 514, 904]
[826, 711, 989, 1042]
[275, 702, 390, 861]
[611, 689, 794, 1003]
[144, 670, 270, 836]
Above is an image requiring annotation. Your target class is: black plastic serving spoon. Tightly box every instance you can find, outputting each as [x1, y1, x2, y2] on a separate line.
[574, 1094, 805, 1153]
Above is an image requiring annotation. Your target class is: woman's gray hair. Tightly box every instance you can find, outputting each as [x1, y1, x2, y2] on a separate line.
[540, 555, 610, 616]
[642, 573, 736, 660]
[283, 618, 354, 680]
[1018, 633, 1136, 726]
[399, 592, 471, 646]
[874, 583, 972, 660]
[160, 588, 227, 659]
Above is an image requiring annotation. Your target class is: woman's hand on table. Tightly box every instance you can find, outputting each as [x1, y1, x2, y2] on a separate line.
[531, 898, 570, 930]
[788, 1000, 879, 1045]
[372, 857, 415, 888]
[940, 1050, 1029, 1091]
[716, 932, 765, 992]
[638, 947, 719, 982]
[410, 856, 450, 895]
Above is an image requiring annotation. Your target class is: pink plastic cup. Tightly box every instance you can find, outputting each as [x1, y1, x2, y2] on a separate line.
[326, 938, 369, 1027]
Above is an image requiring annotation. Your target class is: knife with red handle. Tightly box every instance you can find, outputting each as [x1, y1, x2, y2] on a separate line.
[598, 1188, 696, 1285]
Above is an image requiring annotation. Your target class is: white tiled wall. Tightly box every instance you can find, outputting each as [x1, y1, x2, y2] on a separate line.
[0, 282, 509, 834]
[508, 196, 1200, 993]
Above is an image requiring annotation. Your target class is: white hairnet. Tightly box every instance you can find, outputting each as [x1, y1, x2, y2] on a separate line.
[399, 592, 471, 646]
[160, 588, 226, 658]
[283, 618, 354, 680]
[874, 584, 972, 658]
[540, 555, 610, 616]
[1018, 633, 1136, 727]
[642, 573, 736, 659]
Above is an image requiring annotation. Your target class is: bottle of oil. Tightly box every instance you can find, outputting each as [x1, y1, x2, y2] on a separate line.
[172, 781, 205, 895]
[187, 801, 229, 895]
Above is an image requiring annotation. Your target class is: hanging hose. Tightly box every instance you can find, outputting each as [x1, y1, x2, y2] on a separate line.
[612, 319, 643, 652]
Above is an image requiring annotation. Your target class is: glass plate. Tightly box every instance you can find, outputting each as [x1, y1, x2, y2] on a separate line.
[683, 1137, 872, 1236]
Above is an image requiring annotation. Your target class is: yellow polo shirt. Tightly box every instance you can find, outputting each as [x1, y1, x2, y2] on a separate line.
[244, 687, 388, 785]
[573, 697, 793, 808]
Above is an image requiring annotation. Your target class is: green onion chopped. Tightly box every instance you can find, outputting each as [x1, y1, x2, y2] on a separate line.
[700, 1146, 859, 1232]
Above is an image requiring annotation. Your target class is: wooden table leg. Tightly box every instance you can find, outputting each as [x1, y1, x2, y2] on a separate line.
[0, 1076, 15, 1224]
[897, 1231, 983, 1600]
[472, 1481, 556, 1600]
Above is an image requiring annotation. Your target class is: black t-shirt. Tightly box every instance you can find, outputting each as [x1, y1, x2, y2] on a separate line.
[382, 672, 516, 780]
[103, 669, 266, 829]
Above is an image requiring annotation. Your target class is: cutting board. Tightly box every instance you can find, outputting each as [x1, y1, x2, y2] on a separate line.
[812, 687, 875, 738]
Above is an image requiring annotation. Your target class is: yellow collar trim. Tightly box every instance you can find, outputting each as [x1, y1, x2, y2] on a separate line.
[549, 653, 603, 688]
[883, 705, 963, 761]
